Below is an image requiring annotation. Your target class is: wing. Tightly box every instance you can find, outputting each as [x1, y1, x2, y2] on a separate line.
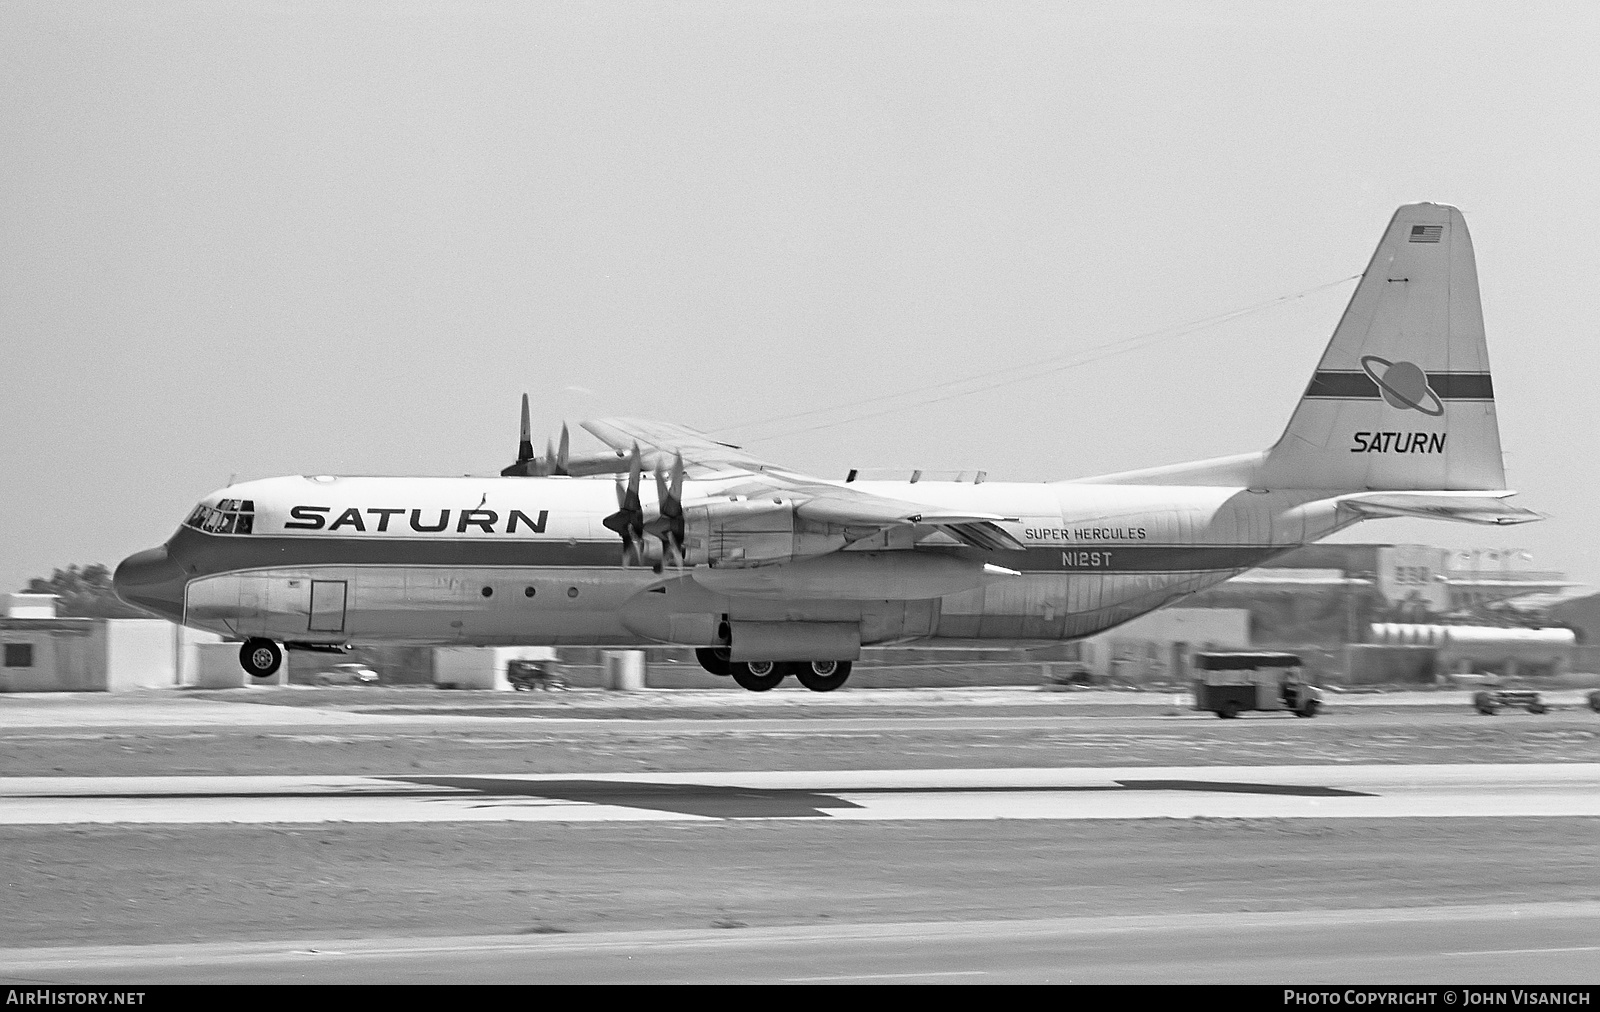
[580, 416, 1026, 551]
[580, 417, 777, 476]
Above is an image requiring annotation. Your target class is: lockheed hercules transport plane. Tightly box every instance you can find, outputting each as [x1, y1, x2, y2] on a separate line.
[115, 204, 1538, 692]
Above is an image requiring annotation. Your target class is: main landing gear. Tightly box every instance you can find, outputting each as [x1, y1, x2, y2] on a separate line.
[239, 638, 283, 678]
[730, 660, 786, 692]
[695, 647, 732, 677]
[792, 660, 851, 692]
[694, 647, 854, 692]
[723, 659, 854, 693]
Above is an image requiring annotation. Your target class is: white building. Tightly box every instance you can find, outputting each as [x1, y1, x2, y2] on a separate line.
[0, 594, 220, 692]
[1064, 607, 1251, 683]
[434, 646, 557, 690]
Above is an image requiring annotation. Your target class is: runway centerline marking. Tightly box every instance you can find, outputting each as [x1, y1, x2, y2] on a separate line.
[784, 970, 989, 981]
[1442, 945, 1600, 956]
[3, 765, 1597, 825]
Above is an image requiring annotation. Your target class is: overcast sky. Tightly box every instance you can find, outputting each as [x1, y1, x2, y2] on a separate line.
[4, 1, 1598, 593]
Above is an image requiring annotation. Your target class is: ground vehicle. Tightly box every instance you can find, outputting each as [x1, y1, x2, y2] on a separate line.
[507, 659, 566, 691]
[1191, 652, 1321, 719]
[314, 662, 380, 686]
[1473, 689, 1547, 715]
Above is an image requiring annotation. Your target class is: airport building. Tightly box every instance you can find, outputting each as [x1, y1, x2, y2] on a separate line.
[1183, 543, 1585, 683]
[0, 593, 221, 692]
[1187, 543, 1579, 647]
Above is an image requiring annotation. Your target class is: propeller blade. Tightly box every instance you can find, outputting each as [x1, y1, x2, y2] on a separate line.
[647, 451, 687, 569]
[500, 393, 537, 476]
[601, 445, 649, 567]
[518, 394, 532, 460]
[557, 424, 570, 473]
[626, 444, 642, 505]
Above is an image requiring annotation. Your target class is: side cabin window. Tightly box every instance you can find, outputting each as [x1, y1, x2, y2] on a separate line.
[184, 499, 255, 535]
[4, 643, 34, 667]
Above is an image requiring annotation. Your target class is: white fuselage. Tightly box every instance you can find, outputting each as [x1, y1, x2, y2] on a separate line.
[145, 473, 1356, 650]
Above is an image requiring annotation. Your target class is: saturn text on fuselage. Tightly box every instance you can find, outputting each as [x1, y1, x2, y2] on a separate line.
[283, 507, 550, 534]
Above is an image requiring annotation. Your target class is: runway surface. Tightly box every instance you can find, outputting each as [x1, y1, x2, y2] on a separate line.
[6, 901, 1598, 984]
[5, 764, 1599, 824]
[6, 692, 1598, 983]
[4, 686, 1594, 728]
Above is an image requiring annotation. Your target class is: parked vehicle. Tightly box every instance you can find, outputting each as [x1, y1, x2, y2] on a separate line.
[1191, 652, 1322, 719]
[1473, 689, 1546, 715]
[315, 662, 380, 686]
[507, 659, 566, 691]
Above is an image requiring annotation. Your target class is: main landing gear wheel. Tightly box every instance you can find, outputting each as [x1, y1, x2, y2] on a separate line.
[695, 647, 732, 677]
[1216, 700, 1241, 719]
[793, 660, 852, 693]
[729, 660, 785, 692]
[1295, 699, 1320, 718]
[239, 638, 283, 679]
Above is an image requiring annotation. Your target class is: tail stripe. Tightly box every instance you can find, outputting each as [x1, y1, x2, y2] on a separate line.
[1305, 371, 1494, 401]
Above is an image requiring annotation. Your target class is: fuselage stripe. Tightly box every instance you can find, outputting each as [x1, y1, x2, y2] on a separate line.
[167, 528, 1281, 577]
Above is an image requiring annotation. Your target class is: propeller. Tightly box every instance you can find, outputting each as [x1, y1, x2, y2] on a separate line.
[501, 393, 577, 477]
[601, 444, 647, 566]
[646, 451, 686, 571]
[539, 423, 572, 476]
[500, 394, 538, 476]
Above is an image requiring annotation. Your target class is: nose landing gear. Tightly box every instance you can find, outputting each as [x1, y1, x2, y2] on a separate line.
[239, 638, 283, 679]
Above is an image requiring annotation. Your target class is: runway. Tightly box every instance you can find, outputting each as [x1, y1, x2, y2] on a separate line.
[4, 764, 1599, 825]
[7, 902, 1599, 984]
[5, 694, 1597, 983]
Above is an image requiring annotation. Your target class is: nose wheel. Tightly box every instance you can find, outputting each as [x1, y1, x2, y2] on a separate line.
[239, 638, 283, 678]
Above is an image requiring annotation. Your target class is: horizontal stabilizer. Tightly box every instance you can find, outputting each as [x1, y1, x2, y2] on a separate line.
[1337, 491, 1542, 526]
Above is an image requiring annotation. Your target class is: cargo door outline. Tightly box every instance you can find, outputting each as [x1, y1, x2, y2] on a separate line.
[308, 580, 348, 633]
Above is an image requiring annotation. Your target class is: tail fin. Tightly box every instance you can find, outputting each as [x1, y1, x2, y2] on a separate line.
[1259, 203, 1506, 491]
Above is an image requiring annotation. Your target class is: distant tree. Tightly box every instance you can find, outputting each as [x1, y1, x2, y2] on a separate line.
[22, 564, 151, 619]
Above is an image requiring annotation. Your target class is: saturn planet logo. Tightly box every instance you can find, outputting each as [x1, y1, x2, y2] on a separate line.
[1359, 356, 1444, 416]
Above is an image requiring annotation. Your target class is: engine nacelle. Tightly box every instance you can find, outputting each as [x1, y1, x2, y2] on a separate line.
[681, 497, 851, 568]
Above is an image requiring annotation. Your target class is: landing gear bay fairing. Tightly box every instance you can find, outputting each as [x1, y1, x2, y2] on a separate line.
[115, 204, 1537, 689]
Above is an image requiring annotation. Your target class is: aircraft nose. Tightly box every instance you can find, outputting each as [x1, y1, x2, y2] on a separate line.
[113, 545, 186, 622]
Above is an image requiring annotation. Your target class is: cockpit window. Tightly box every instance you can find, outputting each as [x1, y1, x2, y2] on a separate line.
[185, 499, 255, 535]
